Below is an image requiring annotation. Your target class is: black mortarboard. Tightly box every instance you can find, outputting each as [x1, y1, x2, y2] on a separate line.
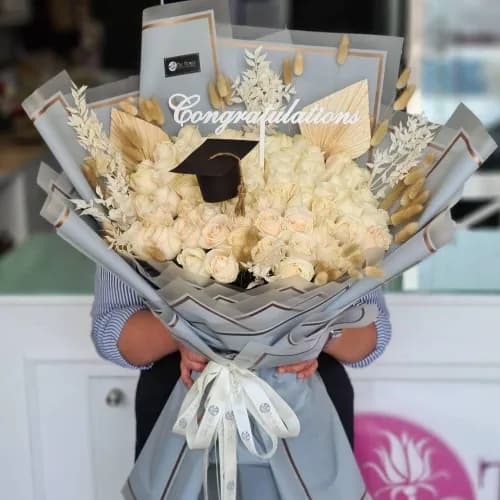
[172, 138, 258, 203]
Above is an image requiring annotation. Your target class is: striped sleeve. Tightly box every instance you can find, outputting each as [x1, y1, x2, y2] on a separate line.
[344, 288, 392, 368]
[91, 266, 151, 369]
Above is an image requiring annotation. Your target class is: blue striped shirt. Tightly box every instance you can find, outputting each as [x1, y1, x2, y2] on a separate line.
[91, 267, 391, 369]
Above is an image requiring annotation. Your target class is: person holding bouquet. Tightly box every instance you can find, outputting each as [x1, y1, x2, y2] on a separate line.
[91, 266, 391, 458]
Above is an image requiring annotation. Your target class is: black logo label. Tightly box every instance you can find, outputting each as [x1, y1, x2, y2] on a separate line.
[164, 53, 201, 77]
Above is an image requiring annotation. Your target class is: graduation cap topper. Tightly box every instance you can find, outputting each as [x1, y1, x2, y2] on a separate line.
[172, 138, 259, 207]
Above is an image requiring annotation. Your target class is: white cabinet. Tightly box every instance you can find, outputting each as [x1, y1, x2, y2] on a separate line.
[1, 294, 500, 499]
[0, 297, 137, 500]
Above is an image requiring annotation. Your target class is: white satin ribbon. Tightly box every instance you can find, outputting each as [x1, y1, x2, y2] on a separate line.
[173, 361, 301, 500]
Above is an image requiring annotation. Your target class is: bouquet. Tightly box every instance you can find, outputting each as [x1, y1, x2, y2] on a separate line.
[24, 1, 496, 498]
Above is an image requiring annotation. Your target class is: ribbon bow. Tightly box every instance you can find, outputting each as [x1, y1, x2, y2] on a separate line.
[173, 361, 300, 500]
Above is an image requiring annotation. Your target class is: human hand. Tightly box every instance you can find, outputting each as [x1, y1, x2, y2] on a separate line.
[276, 359, 319, 379]
[178, 343, 208, 388]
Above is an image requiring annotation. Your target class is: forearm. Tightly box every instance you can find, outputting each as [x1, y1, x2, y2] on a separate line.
[322, 323, 377, 364]
[117, 310, 179, 366]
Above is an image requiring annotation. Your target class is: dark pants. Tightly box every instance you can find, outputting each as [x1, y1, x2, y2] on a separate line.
[135, 353, 354, 459]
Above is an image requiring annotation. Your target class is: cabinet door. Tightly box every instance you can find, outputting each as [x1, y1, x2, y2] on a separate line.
[26, 360, 138, 500]
[88, 375, 138, 500]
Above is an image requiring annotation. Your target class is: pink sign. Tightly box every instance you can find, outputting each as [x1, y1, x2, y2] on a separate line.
[355, 413, 474, 500]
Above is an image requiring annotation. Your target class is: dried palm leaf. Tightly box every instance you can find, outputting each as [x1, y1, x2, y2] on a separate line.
[110, 108, 171, 168]
[299, 80, 371, 159]
[119, 100, 138, 116]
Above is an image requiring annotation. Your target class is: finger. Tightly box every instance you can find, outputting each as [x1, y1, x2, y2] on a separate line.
[185, 360, 207, 373]
[298, 360, 319, 379]
[180, 364, 194, 389]
[278, 360, 312, 374]
[186, 351, 209, 364]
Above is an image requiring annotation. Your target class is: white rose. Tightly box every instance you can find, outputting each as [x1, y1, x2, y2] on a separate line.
[324, 153, 352, 176]
[123, 222, 149, 259]
[173, 217, 202, 249]
[334, 193, 364, 218]
[250, 236, 285, 266]
[199, 214, 231, 249]
[274, 257, 315, 281]
[154, 186, 181, 216]
[154, 141, 177, 165]
[204, 249, 239, 284]
[177, 247, 209, 277]
[171, 175, 202, 201]
[130, 165, 158, 195]
[148, 209, 174, 227]
[287, 232, 316, 260]
[311, 197, 337, 220]
[285, 207, 314, 233]
[255, 208, 283, 237]
[361, 225, 393, 251]
[175, 125, 203, 161]
[148, 226, 182, 261]
[133, 194, 155, 218]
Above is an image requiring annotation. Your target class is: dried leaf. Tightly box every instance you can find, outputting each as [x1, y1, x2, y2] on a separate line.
[282, 58, 293, 85]
[293, 51, 304, 76]
[371, 119, 389, 147]
[300, 80, 371, 159]
[395, 222, 419, 244]
[337, 34, 350, 65]
[364, 266, 384, 278]
[396, 67, 412, 89]
[110, 108, 171, 168]
[391, 204, 424, 225]
[208, 80, 223, 110]
[393, 84, 416, 111]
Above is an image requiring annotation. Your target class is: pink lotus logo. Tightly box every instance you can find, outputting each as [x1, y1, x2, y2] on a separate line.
[355, 414, 474, 500]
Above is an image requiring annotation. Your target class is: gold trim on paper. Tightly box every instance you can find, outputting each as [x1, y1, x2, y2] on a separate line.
[142, 12, 220, 74]
[55, 207, 70, 229]
[29, 92, 68, 121]
[30, 93, 139, 122]
[218, 38, 385, 123]
[423, 227, 436, 254]
[427, 131, 482, 176]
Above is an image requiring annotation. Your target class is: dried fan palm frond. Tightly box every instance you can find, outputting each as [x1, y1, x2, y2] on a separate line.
[110, 108, 171, 168]
[299, 80, 371, 159]
[81, 157, 98, 190]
